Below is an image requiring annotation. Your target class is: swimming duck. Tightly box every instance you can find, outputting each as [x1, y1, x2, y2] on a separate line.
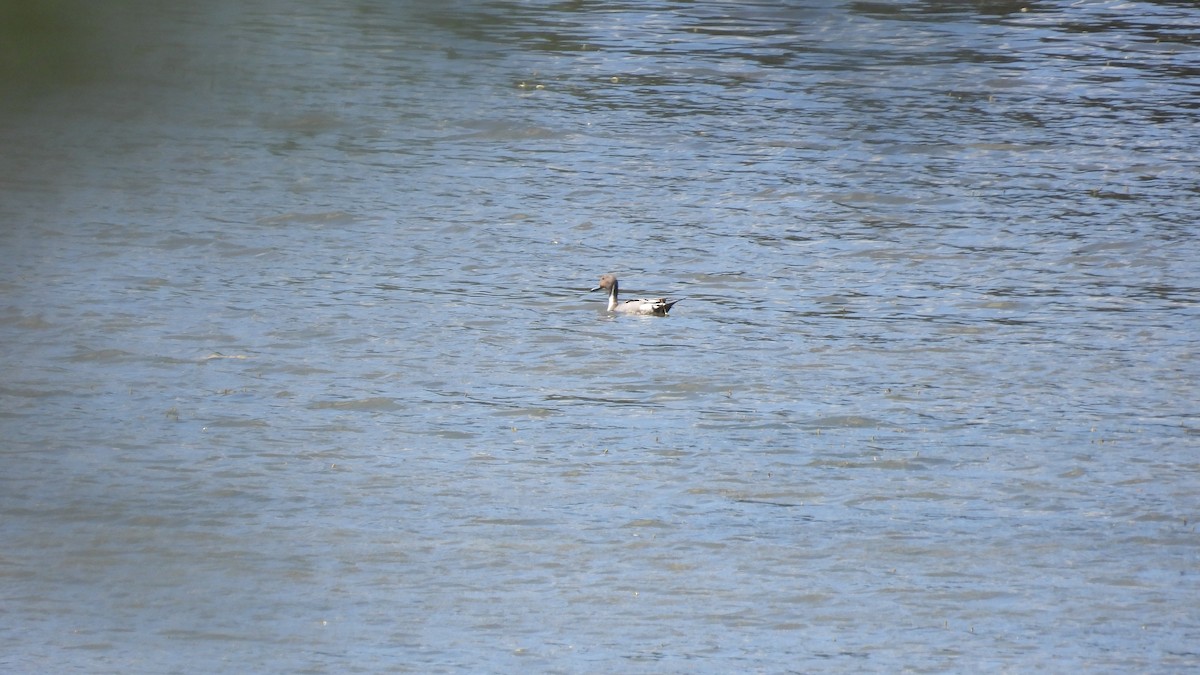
[591, 274, 681, 316]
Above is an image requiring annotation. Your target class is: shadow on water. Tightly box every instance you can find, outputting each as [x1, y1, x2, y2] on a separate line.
[0, 1, 196, 96]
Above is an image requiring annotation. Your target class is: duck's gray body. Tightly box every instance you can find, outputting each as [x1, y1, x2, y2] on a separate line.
[591, 274, 681, 316]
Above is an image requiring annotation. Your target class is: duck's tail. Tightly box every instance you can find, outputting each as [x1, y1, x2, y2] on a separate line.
[660, 297, 683, 314]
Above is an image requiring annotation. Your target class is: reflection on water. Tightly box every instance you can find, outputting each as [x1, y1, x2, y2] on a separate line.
[2, 1, 1198, 672]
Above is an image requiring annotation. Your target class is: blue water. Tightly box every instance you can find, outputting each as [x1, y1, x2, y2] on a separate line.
[2, 1, 1198, 672]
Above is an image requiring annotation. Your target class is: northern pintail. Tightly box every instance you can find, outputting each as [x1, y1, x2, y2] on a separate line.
[591, 274, 681, 316]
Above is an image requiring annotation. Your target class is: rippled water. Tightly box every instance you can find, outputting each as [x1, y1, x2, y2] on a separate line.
[2, 1, 1198, 672]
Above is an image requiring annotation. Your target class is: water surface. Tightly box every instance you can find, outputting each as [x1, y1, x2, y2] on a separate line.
[2, 1, 1198, 672]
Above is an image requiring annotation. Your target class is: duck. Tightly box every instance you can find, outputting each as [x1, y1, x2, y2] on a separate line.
[591, 274, 681, 316]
